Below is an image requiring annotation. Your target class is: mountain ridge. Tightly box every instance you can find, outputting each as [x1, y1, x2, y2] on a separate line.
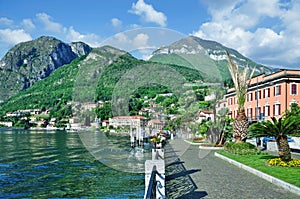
[0, 35, 277, 102]
[0, 36, 91, 101]
[149, 36, 276, 81]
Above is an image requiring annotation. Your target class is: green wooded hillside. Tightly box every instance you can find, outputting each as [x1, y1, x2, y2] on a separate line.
[0, 46, 203, 118]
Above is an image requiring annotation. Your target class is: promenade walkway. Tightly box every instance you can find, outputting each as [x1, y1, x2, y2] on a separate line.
[164, 138, 299, 199]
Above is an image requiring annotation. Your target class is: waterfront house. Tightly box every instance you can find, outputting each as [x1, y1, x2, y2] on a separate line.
[225, 69, 300, 122]
[108, 115, 148, 128]
[0, 121, 13, 127]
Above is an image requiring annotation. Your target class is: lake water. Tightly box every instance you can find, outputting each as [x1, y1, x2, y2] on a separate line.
[0, 129, 145, 198]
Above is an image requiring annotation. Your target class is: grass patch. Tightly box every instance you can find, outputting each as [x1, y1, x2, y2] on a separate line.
[217, 150, 300, 187]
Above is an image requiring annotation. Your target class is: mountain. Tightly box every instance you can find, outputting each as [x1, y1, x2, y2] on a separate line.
[0, 45, 203, 117]
[0, 36, 91, 101]
[0, 35, 277, 113]
[149, 36, 276, 82]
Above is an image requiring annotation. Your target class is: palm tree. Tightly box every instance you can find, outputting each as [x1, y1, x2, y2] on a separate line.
[226, 51, 255, 142]
[249, 116, 300, 161]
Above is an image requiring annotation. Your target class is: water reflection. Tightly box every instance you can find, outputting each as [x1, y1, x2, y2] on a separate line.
[0, 130, 144, 198]
[79, 130, 152, 173]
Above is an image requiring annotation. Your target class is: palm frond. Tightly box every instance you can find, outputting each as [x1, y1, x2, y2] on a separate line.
[249, 116, 300, 138]
[226, 51, 255, 111]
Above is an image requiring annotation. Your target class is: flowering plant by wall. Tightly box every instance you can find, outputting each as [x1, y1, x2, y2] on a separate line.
[150, 132, 167, 143]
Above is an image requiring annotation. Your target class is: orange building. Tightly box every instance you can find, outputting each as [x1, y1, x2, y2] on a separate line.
[225, 69, 300, 122]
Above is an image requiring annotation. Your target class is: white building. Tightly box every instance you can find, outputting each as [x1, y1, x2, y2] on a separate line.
[109, 116, 148, 128]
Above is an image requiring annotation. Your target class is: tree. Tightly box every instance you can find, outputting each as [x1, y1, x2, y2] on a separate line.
[198, 119, 211, 137]
[95, 102, 112, 120]
[226, 51, 255, 142]
[215, 108, 233, 146]
[284, 103, 300, 118]
[249, 116, 300, 161]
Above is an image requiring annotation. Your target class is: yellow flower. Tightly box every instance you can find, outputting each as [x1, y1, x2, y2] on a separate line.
[268, 158, 300, 167]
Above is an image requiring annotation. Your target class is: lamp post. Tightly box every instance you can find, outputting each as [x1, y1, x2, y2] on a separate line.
[256, 76, 259, 121]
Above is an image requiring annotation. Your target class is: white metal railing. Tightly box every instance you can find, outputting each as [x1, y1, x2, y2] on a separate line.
[144, 149, 166, 199]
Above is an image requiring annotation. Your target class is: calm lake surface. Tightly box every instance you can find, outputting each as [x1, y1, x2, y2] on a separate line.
[0, 129, 144, 198]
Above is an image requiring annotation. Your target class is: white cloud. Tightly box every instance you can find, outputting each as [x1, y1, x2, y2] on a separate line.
[36, 13, 65, 33]
[66, 26, 100, 47]
[114, 33, 130, 44]
[129, 0, 167, 27]
[130, 24, 141, 29]
[0, 28, 32, 45]
[106, 32, 151, 50]
[111, 18, 122, 29]
[193, 0, 300, 68]
[21, 19, 35, 31]
[101, 31, 157, 60]
[133, 33, 149, 48]
[0, 17, 14, 27]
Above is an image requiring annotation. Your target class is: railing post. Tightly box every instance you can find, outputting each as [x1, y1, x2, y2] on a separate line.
[152, 149, 164, 160]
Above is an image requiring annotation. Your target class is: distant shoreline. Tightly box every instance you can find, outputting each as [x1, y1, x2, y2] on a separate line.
[0, 127, 64, 132]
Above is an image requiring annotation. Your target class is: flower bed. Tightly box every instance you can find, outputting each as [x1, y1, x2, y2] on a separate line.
[268, 158, 300, 167]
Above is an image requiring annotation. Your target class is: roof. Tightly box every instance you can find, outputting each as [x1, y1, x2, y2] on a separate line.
[149, 119, 164, 124]
[226, 69, 300, 96]
[200, 110, 213, 114]
[112, 115, 147, 120]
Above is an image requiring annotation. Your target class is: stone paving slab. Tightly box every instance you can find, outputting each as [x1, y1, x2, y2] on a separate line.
[165, 138, 299, 199]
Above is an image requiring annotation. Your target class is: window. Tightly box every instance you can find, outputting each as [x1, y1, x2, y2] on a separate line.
[247, 93, 253, 102]
[264, 105, 270, 117]
[233, 110, 237, 118]
[291, 83, 297, 95]
[274, 104, 281, 116]
[264, 88, 270, 98]
[247, 108, 252, 117]
[274, 85, 281, 96]
[228, 98, 233, 105]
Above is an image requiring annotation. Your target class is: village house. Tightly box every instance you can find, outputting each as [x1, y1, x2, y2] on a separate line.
[108, 115, 148, 128]
[138, 107, 155, 116]
[0, 121, 13, 127]
[102, 120, 109, 127]
[5, 109, 42, 117]
[196, 110, 214, 123]
[225, 69, 300, 122]
[81, 103, 98, 110]
[147, 119, 165, 130]
[204, 92, 216, 101]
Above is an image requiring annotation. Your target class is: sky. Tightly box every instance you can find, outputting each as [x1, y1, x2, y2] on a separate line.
[0, 0, 299, 69]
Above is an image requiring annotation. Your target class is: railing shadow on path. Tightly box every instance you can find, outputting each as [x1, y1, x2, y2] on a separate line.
[164, 142, 208, 198]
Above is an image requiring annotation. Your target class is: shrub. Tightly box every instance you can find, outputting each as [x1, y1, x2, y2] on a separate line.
[268, 158, 300, 167]
[224, 142, 262, 155]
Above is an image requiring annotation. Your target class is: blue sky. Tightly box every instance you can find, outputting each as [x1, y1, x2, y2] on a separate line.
[0, 0, 299, 68]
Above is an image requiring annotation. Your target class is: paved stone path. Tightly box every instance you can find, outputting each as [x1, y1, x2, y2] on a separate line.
[164, 139, 299, 199]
